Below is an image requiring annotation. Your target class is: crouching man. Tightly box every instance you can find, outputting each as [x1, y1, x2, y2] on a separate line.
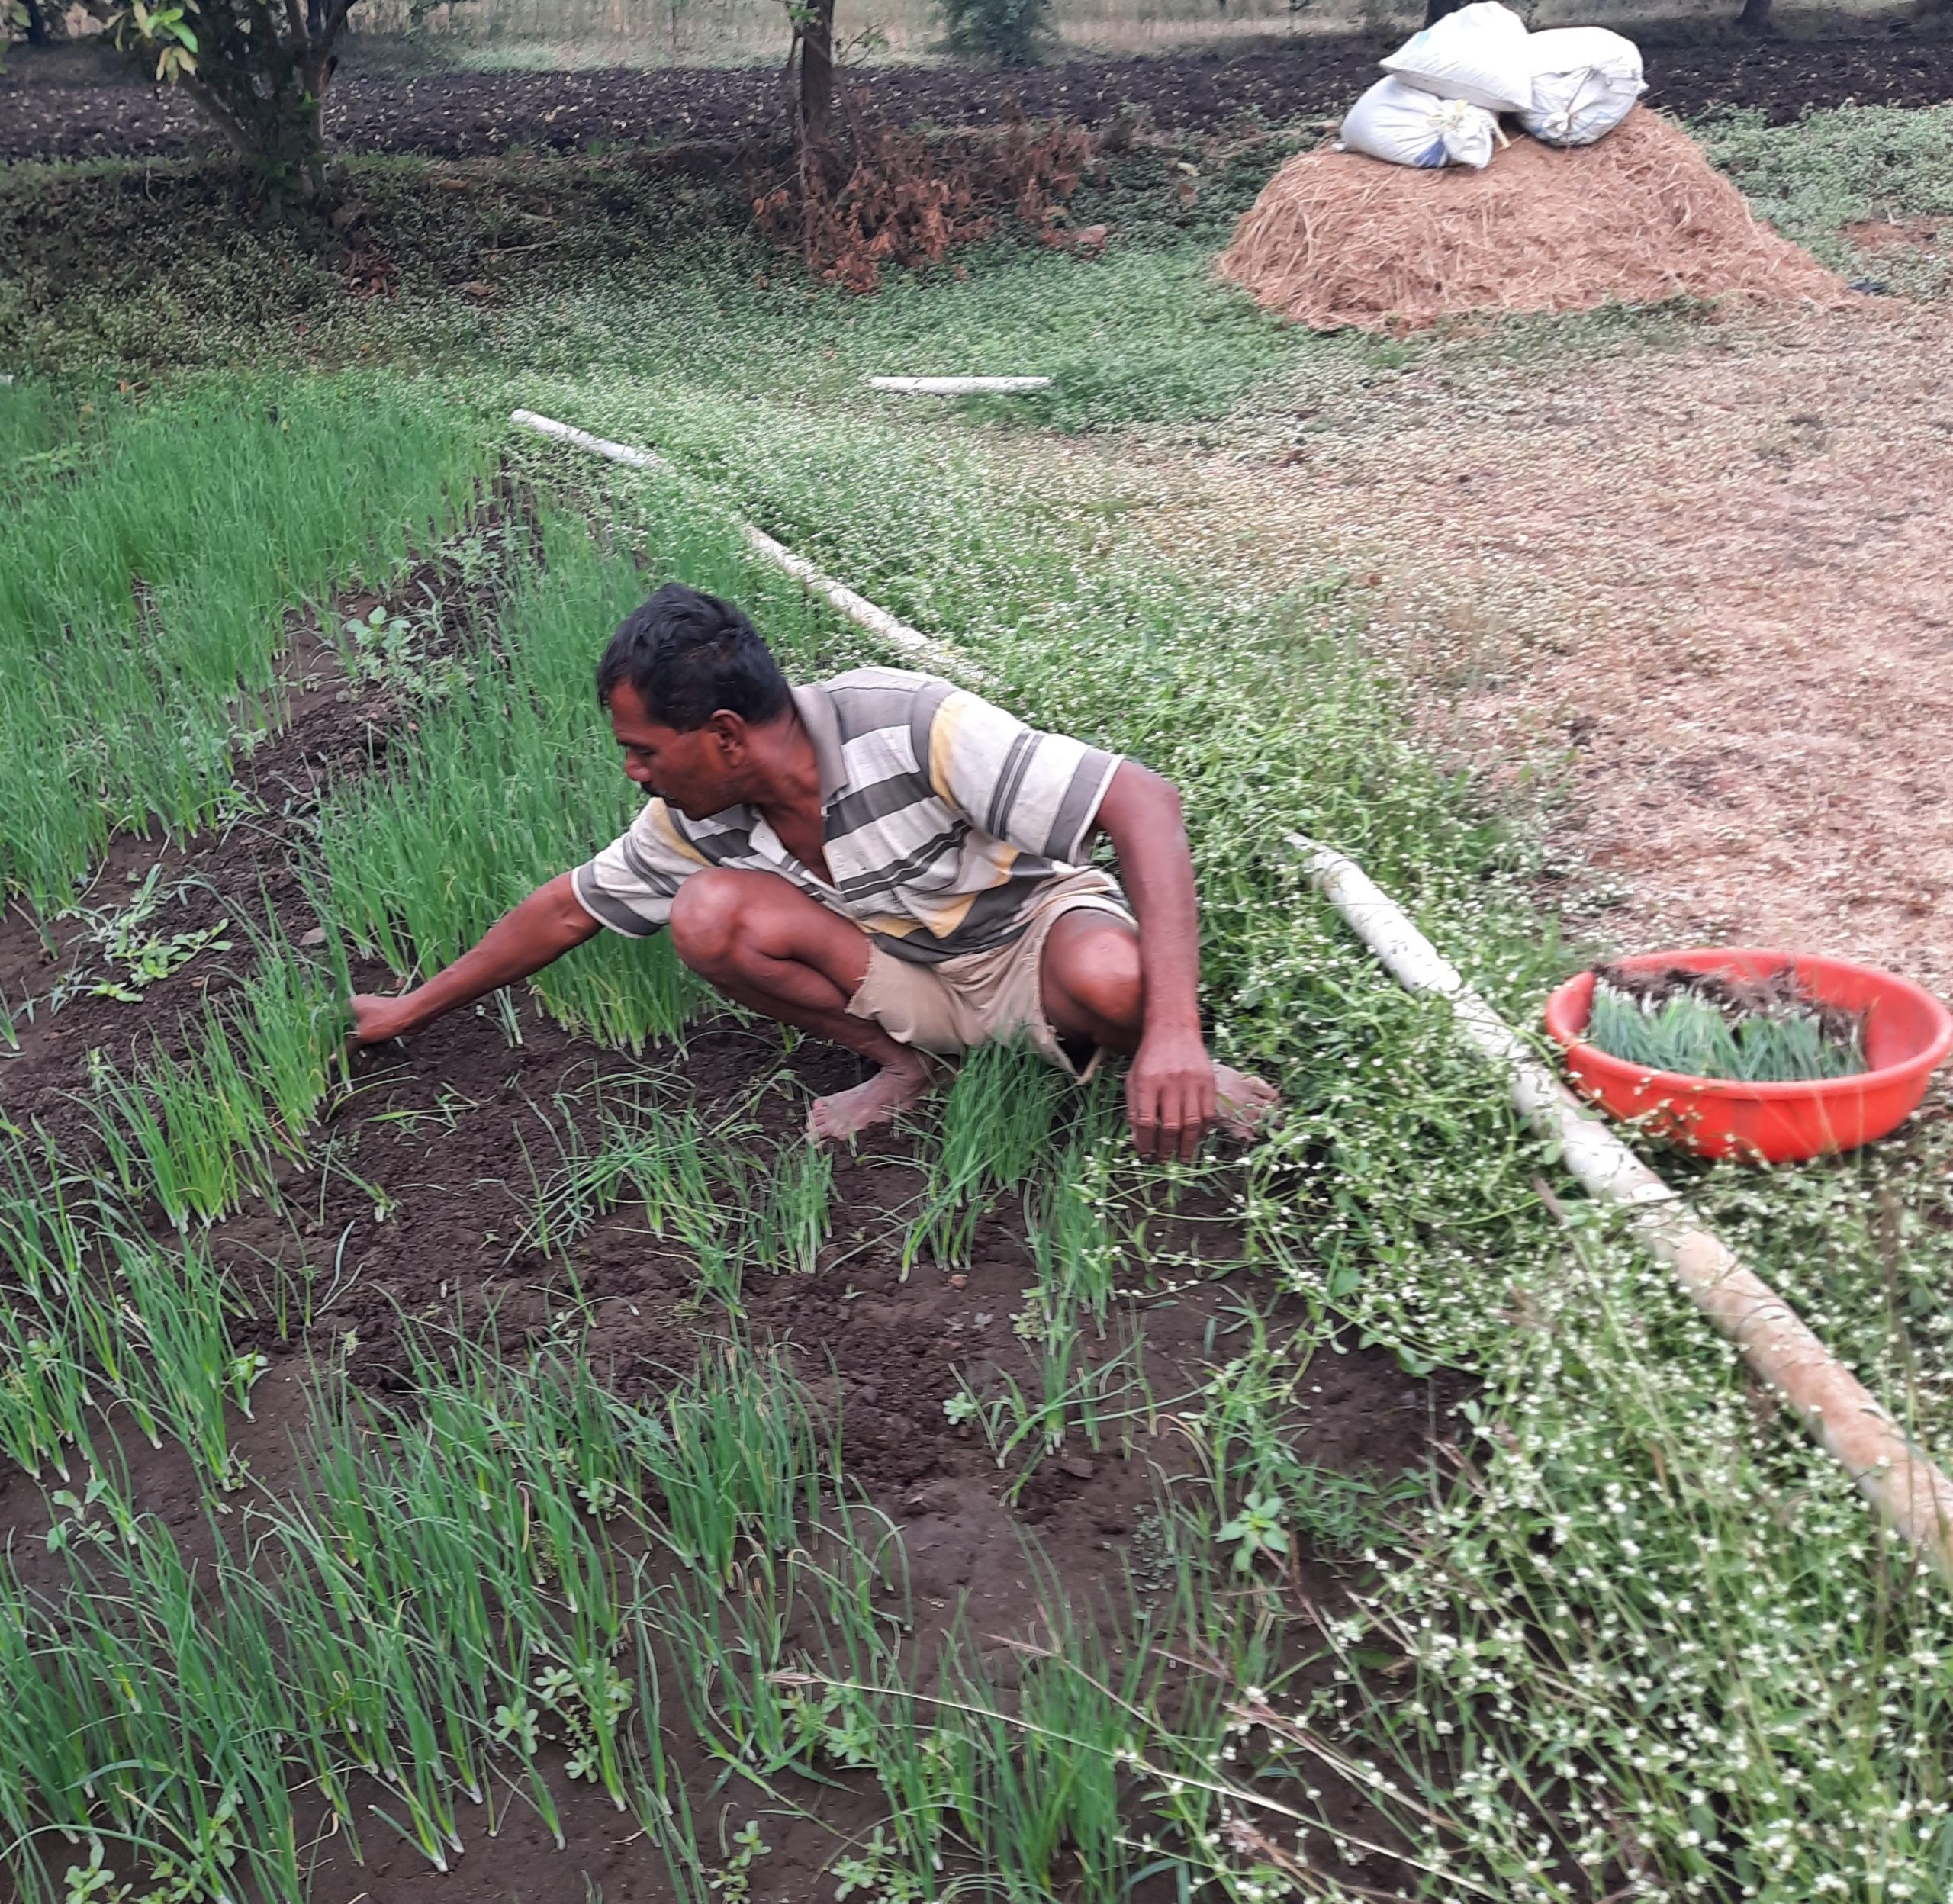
[349, 584, 1277, 1161]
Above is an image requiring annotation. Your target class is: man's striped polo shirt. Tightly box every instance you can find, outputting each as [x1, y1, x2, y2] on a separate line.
[571, 668, 1126, 964]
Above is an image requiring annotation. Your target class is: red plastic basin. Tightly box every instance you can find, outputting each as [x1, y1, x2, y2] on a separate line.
[1544, 949, 1953, 1163]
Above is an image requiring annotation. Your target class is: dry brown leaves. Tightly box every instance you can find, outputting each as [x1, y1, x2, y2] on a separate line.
[753, 92, 1097, 294]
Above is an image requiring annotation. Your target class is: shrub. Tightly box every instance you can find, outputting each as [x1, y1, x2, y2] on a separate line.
[753, 103, 1095, 292]
[937, 0, 1053, 68]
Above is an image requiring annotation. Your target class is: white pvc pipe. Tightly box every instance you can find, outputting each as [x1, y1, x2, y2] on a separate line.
[509, 409, 976, 683]
[1291, 831, 1953, 1581]
[865, 376, 1052, 395]
[510, 409, 658, 471]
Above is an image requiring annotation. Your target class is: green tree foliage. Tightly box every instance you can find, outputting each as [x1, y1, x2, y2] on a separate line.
[936, 0, 1053, 66]
[105, 0, 358, 209]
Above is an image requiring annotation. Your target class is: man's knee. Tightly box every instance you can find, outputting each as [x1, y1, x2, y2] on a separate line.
[1047, 915, 1142, 1031]
[668, 869, 759, 975]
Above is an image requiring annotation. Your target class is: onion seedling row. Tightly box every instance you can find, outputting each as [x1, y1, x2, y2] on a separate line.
[0, 1320, 1356, 1904]
[0, 378, 491, 915]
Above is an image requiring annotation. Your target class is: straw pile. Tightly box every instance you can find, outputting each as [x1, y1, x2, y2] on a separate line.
[1216, 107, 1852, 332]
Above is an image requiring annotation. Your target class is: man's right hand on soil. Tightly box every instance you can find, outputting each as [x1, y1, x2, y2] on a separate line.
[349, 992, 419, 1046]
[343, 876, 602, 1054]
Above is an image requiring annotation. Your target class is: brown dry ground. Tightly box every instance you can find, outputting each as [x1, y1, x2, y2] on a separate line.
[1039, 296, 1953, 995]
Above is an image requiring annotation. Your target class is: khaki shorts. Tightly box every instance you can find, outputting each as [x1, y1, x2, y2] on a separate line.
[845, 869, 1134, 1079]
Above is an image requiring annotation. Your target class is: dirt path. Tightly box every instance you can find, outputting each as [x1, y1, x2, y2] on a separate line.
[1079, 301, 1953, 994]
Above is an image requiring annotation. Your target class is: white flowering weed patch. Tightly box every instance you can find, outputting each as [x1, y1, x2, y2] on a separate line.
[1700, 103, 1953, 300]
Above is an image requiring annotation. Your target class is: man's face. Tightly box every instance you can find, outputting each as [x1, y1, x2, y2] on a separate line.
[606, 680, 744, 821]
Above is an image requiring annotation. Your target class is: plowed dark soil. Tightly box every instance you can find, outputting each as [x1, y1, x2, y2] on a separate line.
[4, 28, 1951, 162]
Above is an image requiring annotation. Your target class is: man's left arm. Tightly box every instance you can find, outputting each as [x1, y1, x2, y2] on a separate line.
[1092, 761, 1215, 1163]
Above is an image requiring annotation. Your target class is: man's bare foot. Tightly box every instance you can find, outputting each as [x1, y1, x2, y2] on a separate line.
[1215, 1063, 1280, 1142]
[808, 1055, 937, 1144]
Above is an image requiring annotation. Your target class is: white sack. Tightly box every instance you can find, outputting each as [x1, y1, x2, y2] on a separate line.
[1381, 2, 1534, 115]
[1339, 76, 1499, 170]
[1522, 26, 1645, 146]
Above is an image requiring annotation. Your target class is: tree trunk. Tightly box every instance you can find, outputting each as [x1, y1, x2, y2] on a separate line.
[189, 0, 348, 210]
[110, 0, 352, 214]
[185, 72, 331, 206]
[797, 0, 835, 156]
[1737, 0, 1774, 31]
[22, 0, 52, 45]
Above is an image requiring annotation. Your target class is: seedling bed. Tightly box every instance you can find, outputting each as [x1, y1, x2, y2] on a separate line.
[1587, 960, 1868, 1081]
[0, 492, 533, 1134]
[0, 1014, 1451, 1896]
[0, 540, 1460, 1903]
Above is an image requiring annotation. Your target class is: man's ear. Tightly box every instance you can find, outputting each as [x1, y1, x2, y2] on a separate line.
[706, 709, 748, 763]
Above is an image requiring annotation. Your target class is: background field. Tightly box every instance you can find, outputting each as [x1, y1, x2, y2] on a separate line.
[343, 0, 1928, 67]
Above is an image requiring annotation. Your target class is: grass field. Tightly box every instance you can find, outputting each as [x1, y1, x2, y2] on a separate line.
[2, 95, 1952, 1904]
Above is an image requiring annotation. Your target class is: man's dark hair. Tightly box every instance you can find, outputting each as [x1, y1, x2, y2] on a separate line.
[596, 584, 790, 732]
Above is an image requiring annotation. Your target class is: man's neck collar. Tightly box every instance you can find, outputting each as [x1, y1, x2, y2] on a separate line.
[788, 682, 848, 804]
